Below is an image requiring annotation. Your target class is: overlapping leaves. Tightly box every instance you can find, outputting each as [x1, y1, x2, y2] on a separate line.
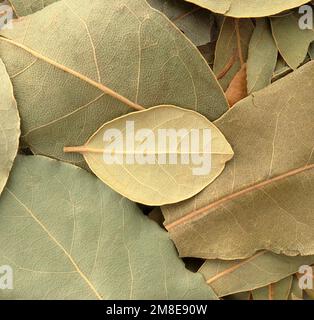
[64, 105, 234, 205]
[0, 0, 313, 301]
[163, 62, 314, 259]
[0, 0, 228, 166]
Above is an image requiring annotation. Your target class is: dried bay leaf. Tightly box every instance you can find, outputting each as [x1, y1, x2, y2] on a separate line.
[247, 18, 278, 94]
[148, 0, 216, 46]
[225, 63, 247, 107]
[271, 12, 314, 69]
[0, 0, 228, 167]
[163, 61, 314, 259]
[199, 251, 314, 297]
[182, 0, 309, 18]
[0, 155, 218, 300]
[0, 59, 20, 195]
[214, 18, 253, 91]
[251, 276, 293, 300]
[8, 0, 58, 16]
[64, 105, 234, 206]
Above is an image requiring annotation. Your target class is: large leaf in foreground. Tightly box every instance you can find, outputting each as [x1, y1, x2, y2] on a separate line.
[163, 61, 314, 259]
[0, 0, 228, 167]
[8, 0, 58, 16]
[0, 59, 20, 195]
[0, 155, 217, 300]
[64, 105, 234, 206]
[199, 251, 314, 297]
[183, 0, 309, 18]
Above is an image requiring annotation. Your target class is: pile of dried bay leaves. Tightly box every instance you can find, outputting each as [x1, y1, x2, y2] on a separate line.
[0, 0, 313, 300]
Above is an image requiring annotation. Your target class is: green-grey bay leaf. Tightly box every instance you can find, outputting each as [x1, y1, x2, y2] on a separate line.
[198, 251, 314, 297]
[64, 105, 234, 206]
[163, 61, 314, 259]
[0, 58, 20, 195]
[0, 0, 228, 167]
[247, 18, 278, 94]
[213, 17, 253, 91]
[271, 12, 314, 69]
[251, 276, 293, 300]
[0, 155, 218, 300]
[182, 0, 310, 18]
[148, 0, 215, 47]
[8, 0, 59, 16]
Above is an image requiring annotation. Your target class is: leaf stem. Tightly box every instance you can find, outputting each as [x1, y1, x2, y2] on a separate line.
[64, 146, 90, 154]
[166, 163, 314, 230]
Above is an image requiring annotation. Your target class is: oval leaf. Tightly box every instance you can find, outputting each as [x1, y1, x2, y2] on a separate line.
[0, 58, 20, 195]
[0, 155, 217, 300]
[64, 105, 234, 206]
[247, 18, 278, 94]
[271, 12, 314, 70]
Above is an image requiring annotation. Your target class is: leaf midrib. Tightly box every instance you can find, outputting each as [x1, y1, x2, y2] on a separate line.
[63, 146, 234, 156]
[6, 187, 103, 300]
[205, 250, 266, 285]
[165, 163, 314, 230]
[0, 37, 144, 112]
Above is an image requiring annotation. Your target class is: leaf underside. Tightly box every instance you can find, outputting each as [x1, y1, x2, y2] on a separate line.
[0, 155, 218, 300]
[163, 61, 314, 260]
[70, 105, 234, 206]
[0, 0, 228, 167]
